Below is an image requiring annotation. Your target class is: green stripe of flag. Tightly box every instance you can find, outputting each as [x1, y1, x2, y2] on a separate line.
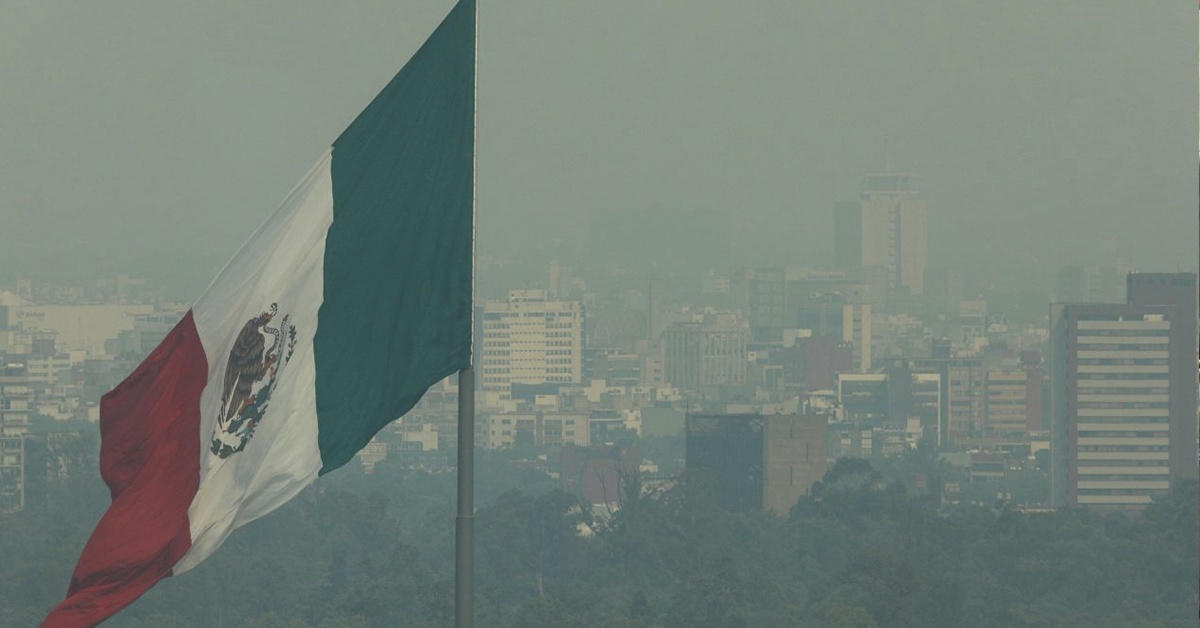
[315, 0, 475, 474]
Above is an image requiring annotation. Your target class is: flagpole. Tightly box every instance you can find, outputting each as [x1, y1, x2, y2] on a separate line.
[455, 365, 474, 628]
[454, 1, 479, 627]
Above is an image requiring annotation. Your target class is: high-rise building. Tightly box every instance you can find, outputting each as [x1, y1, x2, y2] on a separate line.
[835, 172, 929, 296]
[1051, 303, 1175, 510]
[1125, 272, 1199, 482]
[662, 313, 747, 389]
[686, 414, 826, 515]
[479, 290, 583, 395]
[1050, 272, 1198, 510]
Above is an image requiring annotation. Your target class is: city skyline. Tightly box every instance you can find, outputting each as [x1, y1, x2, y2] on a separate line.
[1, 2, 1195, 626]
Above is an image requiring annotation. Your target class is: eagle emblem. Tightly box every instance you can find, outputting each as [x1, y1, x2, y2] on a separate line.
[209, 303, 298, 459]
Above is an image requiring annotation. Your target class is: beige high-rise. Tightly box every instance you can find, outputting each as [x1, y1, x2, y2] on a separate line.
[835, 173, 929, 296]
[479, 290, 583, 395]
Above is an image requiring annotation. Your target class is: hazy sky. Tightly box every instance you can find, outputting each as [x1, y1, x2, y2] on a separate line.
[1, 0, 1194, 295]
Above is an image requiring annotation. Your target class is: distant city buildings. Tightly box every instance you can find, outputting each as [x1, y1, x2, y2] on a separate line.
[0, 278, 186, 510]
[0, 292, 158, 357]
[0, 238, 1194, 519]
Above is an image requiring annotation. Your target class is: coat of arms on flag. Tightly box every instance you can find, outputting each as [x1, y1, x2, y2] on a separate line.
[210, 303, 298, 459]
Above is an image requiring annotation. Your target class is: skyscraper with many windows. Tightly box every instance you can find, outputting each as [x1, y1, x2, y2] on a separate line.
[1125, 273, 1199, 482]
[478, 290, 583, 395]
[1050, 272, 1197, 510]
[1051, 302, 1180, 509]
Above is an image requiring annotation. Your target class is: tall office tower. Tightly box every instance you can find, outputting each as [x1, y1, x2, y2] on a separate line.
[686, 414, 827, 515]
[662, 313, 747, 389]
[479, 290, 583, 395]
[835, 172, 929, 296]
[1051, 303, 1178, 510]
[1125, 272, 1199, 481]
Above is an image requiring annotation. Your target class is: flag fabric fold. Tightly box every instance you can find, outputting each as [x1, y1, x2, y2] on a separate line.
[42, 1, 474, 625]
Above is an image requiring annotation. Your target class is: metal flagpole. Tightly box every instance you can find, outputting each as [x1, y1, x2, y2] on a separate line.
[454, 365, 474, 628]
[454, 1, 479, 627]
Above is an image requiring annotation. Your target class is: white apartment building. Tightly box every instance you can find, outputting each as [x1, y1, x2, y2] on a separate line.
[479, 290, 583, 394]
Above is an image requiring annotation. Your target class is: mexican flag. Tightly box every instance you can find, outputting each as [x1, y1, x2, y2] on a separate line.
[41, 1, 475, 626]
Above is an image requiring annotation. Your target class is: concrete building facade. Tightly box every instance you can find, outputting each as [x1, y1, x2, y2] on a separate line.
[662, 314, 747, 389]
[479, 290, 583, 395]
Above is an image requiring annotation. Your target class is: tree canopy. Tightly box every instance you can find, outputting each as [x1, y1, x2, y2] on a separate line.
[2, 446, 1195, 628]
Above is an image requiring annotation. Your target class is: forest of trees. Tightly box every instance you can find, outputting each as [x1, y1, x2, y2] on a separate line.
[2, 432, 1196, 628]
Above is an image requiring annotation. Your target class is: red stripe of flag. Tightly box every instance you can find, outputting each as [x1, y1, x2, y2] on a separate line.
[41, 311, 207, 628]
